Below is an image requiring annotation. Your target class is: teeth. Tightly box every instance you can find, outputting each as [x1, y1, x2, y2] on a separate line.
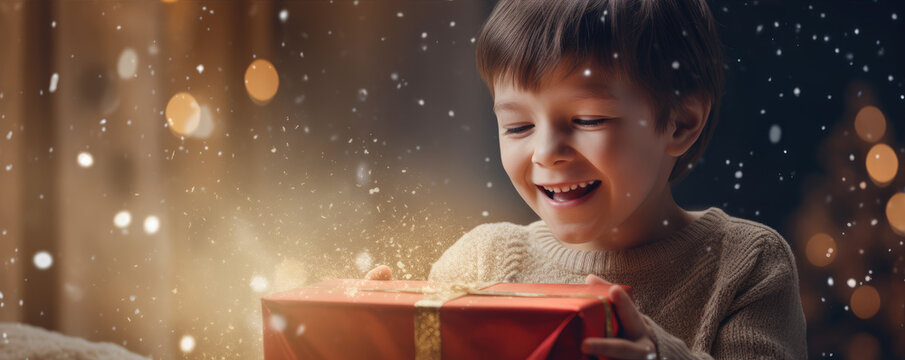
[542, 180, 597, 193]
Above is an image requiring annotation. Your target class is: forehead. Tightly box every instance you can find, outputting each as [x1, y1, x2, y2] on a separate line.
[492, 63, 624, 105]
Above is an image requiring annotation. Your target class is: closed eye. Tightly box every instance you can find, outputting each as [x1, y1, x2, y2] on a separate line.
[573, 118, 612, 126]
[504, 124, 534, 134]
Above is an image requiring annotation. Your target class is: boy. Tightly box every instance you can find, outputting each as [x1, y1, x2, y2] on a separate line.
[368, 0, 807, 358]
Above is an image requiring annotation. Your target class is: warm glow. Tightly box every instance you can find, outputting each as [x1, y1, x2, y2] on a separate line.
[850, 285, 881, 319]
[865, 143, 898, 185]
[165, 92, 201, 136]
[189, 105, 215, 138]
[144, 215, 160, 235]
[117, 48, 138, 79]
[244, 59, 279, 104]
[805, 233, 836, 267]
[250, 275, 269, 293]
[179, 334, 195, 353]
[854, 105, 886, 143]
[845, 332, 880, 360]
[114, 210, 132, 229]
[77, 151, 94, 168]
[355, 251, 373, 273]
[886, 193, 905, 235]
[269, 314, 287, 332]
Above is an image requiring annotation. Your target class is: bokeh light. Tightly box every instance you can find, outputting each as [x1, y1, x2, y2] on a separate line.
[116, 48, 138, 79]
[850, 285, 881, 319]
[76, 151, 94, 168]
[179, 334, 195, 353]
[845, 332, 880, 360]
[143, 215, 160, 235]
[33, 251, 53, 270]
[188, 104, 215, 138]
[805, 233, 836, 267]
[269, 314, 286, 332]
[250, 275, 269, 293]
[165, 92, 201, 137]
[354, 252, 373, 273]
[854, 105, 886, 143]
[244, 59, 279, 105]
[865, 143, 898, 185]
[357, 88, 368, 102]
[886, 193, 905, 236]
[48, 72, 59, 93]
[113, 210, 132, 229]
[768, 124, 781, 144]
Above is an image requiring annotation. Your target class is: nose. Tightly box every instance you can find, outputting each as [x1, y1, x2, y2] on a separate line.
[531, 125, 574, 167]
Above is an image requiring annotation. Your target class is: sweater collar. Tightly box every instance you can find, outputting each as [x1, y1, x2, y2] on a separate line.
[528, 207, 727, 275]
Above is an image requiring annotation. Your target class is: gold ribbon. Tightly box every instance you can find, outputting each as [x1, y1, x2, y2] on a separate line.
[360, 283, 614, 360]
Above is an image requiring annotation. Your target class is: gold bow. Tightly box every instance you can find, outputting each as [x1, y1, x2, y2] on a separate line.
[359, 282, 614, 360]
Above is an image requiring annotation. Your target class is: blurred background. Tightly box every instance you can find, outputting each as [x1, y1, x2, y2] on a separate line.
[0, 0, 902, 358]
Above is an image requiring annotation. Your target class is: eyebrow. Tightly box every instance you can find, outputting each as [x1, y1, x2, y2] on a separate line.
[492, 102, 525, 113]
[493, 85, 616, 113]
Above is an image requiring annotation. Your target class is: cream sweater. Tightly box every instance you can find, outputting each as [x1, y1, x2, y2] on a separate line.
[428, 207, 807, 359]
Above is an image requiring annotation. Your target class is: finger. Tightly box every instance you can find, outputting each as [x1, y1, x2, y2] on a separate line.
[364, 265, 392, 280]
[610, 286, 648, 340]
[582, 337, 654, 359]
[585, 274, 613, 285]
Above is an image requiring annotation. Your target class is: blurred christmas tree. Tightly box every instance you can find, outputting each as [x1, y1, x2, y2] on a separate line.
[791, 82, 905, 359]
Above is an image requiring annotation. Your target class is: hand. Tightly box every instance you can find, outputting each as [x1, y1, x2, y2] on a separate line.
[364, 265, 393, 280]
[582, 274, 658, 360]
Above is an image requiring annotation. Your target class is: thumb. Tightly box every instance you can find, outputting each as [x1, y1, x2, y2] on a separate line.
[585, 274, 613, 285]
[365, 265, 393, 280]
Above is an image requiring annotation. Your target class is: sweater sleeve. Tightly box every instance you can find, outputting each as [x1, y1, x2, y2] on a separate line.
[428, 222, 527, 283]
[641, 232, 808, 359]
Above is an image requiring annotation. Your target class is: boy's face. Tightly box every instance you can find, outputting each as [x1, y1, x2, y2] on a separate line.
[493, 64, 677, 247]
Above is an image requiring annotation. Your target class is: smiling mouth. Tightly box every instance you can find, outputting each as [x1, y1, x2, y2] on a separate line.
[537, 180, 602, 202]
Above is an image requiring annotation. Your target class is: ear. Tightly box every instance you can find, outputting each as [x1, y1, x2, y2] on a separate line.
[665, 95, 711, 158]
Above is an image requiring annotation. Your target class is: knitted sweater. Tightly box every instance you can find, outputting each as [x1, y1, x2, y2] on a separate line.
[428, 207, 808, 359]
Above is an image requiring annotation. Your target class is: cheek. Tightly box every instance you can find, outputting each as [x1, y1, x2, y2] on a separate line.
[499, 140, 528, 186]
[578, 131, 625, 173]
[618, 126, 666, 193]
[580, 127, 661, 193]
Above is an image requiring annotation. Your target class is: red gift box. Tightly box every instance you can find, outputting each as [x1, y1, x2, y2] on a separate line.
[262, 279, 629, 360]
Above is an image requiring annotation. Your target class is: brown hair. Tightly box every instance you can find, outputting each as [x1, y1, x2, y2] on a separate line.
[476, 0, 725, 183]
